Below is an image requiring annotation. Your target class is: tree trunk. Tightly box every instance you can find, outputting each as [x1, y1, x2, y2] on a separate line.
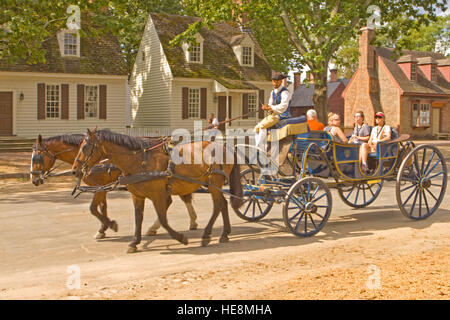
[312, 70, 329, 125]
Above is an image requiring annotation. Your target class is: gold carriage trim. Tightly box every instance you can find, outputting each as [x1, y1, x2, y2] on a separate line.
[268, 122, 309, 142]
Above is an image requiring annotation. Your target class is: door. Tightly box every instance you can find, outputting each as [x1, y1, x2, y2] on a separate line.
[218, 96, 232, 131]
[432, 108, 440, 135]
[0, 92, 13, 135]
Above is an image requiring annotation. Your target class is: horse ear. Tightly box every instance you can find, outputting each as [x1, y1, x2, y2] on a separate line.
[37, 134, 42, 146]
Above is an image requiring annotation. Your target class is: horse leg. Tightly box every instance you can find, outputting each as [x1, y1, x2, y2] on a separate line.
[152, 193, 188, 246]
[201, 188, 222, 247]
[180, 194, 198, 230]
[145, 195, 173, 236]
[99, 192, 118, 233]
[90, 192, 115, 239]
[128, 195, 145, 253]
[219, 193, 231, 243]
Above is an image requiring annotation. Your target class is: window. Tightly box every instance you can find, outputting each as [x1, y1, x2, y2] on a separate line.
[46, 85, 60, 118]
[189, 43, 201, 63]
[85, 86, 98, 118]
[431, 65, 437, 82]
[411, 63, 416, 81]
[248, 93, 257, 118]
[64, 32, 78, 56]
[188, 88, 200, 118]
[242, 46, 253, 66]
[412, 102, 430, 127]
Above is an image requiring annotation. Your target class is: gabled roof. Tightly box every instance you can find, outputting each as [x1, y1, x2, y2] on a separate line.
[0, 15, 127, 76]
[149, 13, 271, 88]
[375, 47, 450, 95]
[290, 79, 349, 107]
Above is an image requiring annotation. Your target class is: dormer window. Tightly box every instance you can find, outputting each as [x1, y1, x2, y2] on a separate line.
[242, 46, 253, 66]
[431, 64, 437, 82]
[182, 33, 204, 64]
[58, 30, 80, 57]
[411, 63, 416, 81]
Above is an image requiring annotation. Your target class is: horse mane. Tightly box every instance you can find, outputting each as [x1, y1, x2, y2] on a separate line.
[96, 130, 160, 151]
[42, 134, 86, 147]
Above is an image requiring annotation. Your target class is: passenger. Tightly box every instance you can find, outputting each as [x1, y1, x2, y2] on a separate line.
[306, 109, 325, 131]
[360, 112, 391, 173]
[349, 111, 370, 144]
[324, 112, 348, 143]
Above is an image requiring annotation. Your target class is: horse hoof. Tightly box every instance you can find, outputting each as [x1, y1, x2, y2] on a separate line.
[189, 223, 198, 230]
[180, 235, 189, 246]
[94, 232, 105, 239]
[110, 220, 119, 232]
[145, 229, 158, 236]
[219, 235, 229, 243]
[127, 246, 137, 254]
[201, 237, 211, 247]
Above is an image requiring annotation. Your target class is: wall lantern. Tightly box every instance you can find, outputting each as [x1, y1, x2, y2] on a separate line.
[19, 92, 24, 101]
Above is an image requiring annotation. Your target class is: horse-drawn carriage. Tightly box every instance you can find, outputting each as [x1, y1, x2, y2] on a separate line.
[233, 119, 448, 237]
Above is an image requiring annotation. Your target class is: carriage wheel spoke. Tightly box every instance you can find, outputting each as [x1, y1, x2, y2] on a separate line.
[362, 184, 366, 203]
[402, 186, 418, 207]
[427, 171, 444, 180]
[309, 214, 317, 230]
[418, 189, 422, 218]
[422, 190, 430, 214]
[345, 186, 355, 200]
[355, 185, 360, 204]
[310, 185, 320, 200]
[409, 189, 419, 217]
[367, 184, 375, 197]
[256, 199, 264, 215]
[289, 209, 303, 222]
[252, 201, 255, 218]
[400, 184, 416, 193]
[294, 212, 305, 231]
[312, 192, 327, 203]
[311, 212, 325, 219]
[422, 151, 435, 177]
[425, 159, 441, 177]
[424, 188, 439, 202]
[420, 149, 426, 176]
[413, 153, 421, 176]
[243, 200, 252, 216]
[304, 212, 308, 234]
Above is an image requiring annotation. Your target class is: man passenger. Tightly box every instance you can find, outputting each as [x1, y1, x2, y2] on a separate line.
[306, 109, 325, 131]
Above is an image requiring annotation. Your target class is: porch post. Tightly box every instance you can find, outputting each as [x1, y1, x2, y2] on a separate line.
[226, 90, 229, 131]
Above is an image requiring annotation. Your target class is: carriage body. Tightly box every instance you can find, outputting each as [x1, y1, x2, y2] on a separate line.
[235, 128, 447, 238]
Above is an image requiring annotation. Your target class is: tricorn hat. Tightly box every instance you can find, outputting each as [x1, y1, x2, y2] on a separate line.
[271, 71, 287, 80]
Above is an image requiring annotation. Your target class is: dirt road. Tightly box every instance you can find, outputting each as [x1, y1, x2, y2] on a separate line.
[0, 175, 448, 300]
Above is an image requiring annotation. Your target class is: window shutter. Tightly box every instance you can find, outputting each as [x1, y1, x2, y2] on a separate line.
[242, 93, 249, 119]
[77, 84, 85, 120]
[200, 88, 207, 119]
[258, 90, 265, 119]
[182, 87, 189, 119]
[37, 83, 46, 120]
[99, 85, 107, 119]
[61, 84, 69, 120]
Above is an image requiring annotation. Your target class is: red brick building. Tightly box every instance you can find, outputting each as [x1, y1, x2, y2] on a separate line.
[343, 27, 450, 138]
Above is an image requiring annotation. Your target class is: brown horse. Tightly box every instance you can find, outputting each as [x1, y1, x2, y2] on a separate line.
[31, 134, 198, 239]
[72, 129, 243, 253]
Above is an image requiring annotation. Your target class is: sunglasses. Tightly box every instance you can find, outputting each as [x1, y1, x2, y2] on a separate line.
[375, 116, 384, 119]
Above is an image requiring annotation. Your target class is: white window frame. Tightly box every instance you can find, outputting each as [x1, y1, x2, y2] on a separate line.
[60, 30, 80, 57]
[247, 93, 257, 118]
[182, 34, 203, 64]
[242, 46, 253, 66]
[189, 42, 202, 63]
[45, 84, 61, 119]
[412, 101, 431, 127]
[85, 85, 99, 119]
[410, 63, 416, 81]
[188, 88, 200, 119]
[431, 64, 437, 82]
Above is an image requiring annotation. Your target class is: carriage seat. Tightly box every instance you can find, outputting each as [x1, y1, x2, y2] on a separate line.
[268, 116, 308, 142]
[368, 128, 400, 158]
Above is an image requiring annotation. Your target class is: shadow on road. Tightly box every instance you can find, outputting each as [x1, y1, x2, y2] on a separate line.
[96, 207, 450, 255]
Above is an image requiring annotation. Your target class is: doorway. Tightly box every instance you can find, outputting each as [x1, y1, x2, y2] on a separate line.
[0, 92, 13, 135]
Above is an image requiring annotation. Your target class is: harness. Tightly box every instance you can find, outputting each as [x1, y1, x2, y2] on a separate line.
[31, 145, 75, 178]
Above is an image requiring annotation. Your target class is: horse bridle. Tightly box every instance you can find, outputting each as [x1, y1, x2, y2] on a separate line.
[74, 137, 104, 176]
[31, 145, 74, 178]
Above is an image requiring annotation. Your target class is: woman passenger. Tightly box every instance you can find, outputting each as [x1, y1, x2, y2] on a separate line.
[360, 112, 391, 173]
[350, 111, 370, 144]
[324, 112, 348, 144]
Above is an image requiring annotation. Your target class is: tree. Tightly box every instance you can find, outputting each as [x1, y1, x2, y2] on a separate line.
[179, 0, 447, 122]
[0, 0, 184, 72]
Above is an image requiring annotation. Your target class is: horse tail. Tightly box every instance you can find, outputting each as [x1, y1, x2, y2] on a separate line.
[229, 152, 243, 210]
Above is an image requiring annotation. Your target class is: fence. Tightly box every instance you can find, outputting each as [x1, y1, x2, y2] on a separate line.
[125, 127, 171, 137]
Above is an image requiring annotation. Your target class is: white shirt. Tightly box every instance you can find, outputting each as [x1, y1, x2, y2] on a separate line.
[370, 125, 390, 143]
[211, 118, 219, 128]
[268, 85, 291, 115]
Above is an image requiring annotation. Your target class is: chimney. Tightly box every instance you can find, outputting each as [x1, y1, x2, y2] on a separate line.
[417, 57, 438, 82]
[397, 55, 418, 81]
[306, 71, 314, 84]
[437, 58, 450, 82]
[359, 27, 375, 70]
[329, 68, 338, 82]
[294, 72, 301, 90]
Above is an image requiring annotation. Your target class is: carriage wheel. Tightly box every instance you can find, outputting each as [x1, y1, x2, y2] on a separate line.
[396, 145, 447, 220]
[337, 180, 383, 208]
[233, 168, 274, 222]
[283, 177, 332, 237]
